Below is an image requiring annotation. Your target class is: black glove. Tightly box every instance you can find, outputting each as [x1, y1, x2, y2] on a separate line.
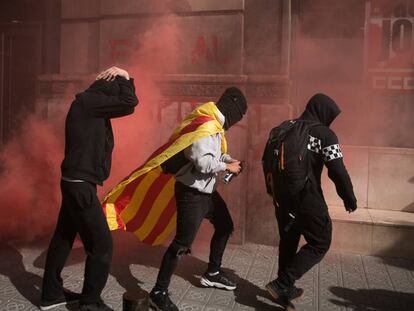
[345, 201, 357, 213]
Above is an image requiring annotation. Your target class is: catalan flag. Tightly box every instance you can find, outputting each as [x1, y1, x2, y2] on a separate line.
[102, 102, 227, 245]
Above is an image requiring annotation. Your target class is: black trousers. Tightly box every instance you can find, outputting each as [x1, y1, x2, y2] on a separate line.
[275, 197, 332, 288]
[42, 180, 113, 305]
[154, 182, 234, 291]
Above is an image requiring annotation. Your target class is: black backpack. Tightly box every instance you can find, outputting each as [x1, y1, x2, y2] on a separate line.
[262, 119, 320, 203]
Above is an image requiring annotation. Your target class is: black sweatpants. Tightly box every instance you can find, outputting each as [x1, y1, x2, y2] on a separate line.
[42, 180, 113, 305]
[154, 182, 234, 291]
[275, 198, 332, 288]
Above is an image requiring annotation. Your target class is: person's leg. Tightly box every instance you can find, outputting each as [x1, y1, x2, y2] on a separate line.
[199, 191, 237, 290]
[278, 212, 332, 288]
[267, 196, 307, 303]
[67, 182, 113, 305]
[41, 181, 77, 302]
[154, 183, 209, 291]
[275, 205, 301, 278]
[150, 183, 209, 311]
[206, 191, 234, 273]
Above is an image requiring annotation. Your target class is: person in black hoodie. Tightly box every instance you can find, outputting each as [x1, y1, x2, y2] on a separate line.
[40, 67, 138, 311]
[266, 93, 357, 304]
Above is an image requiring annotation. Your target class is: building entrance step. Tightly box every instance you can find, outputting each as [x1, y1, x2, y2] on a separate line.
[330, 207, 414, 259]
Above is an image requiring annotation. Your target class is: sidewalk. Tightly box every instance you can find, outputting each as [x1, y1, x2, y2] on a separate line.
[0, 231, 413, 311]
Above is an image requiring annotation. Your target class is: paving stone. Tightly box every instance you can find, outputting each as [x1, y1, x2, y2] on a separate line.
[207, 290, 235, 308]
[1, 242, 414, 311]
[177, 300, 205, 311]
[318, 253, 344, 311]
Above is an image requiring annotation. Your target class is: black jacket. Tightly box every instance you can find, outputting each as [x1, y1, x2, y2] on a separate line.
[61, 76, 138, 185]
[299, 94, 357, 214]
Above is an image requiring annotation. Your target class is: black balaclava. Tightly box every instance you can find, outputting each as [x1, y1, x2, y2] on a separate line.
[300, 93, 341, 126]
[216, 87, 247, 130]
[84, 77, 121, 97]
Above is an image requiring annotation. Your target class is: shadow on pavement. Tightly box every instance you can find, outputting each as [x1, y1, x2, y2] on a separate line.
[33, 243, 86, 270]
[110, 231, 281, 310]
[25, 230, 284, 310]
[0, 244, 43, 306]
[329, 286, 414, 311]
[380, 256, 414, 272]
[226, 269, 285, 311]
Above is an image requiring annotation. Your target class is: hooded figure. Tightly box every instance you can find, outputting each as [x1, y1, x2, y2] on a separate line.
[41, 71, 138, 311]
[216, 87, 247, 130]
[62, 76, 138, 185]
[300, 93, 340, 126]
[265, 93, 357, 305]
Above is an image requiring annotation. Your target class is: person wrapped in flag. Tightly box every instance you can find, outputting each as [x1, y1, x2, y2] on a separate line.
[101, 87, 247, 311]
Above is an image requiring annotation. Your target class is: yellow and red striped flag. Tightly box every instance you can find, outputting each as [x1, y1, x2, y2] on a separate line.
[102, 102, 227, 245]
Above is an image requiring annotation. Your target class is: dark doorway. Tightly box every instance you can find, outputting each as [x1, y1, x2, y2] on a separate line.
[0, 22, 41, 146]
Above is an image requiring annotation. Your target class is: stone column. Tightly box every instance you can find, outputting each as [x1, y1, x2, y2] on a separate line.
[60, 0, 100, 74]
[243, 1, 293, 245]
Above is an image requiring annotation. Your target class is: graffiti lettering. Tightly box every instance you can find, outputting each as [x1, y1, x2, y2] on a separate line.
[381, 18, 414, 60]
[372, 76, 414, 90]
[191, 35, 230, 65]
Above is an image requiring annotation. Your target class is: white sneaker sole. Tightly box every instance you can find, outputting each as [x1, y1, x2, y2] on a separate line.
[40, 299, 78, 311]
[200, 277, 236, 290]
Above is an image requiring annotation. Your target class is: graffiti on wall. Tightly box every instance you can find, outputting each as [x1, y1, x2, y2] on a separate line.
[367, 0, 414, 92]
[109, 34, 231, 66]
[191, 35, 230, 65]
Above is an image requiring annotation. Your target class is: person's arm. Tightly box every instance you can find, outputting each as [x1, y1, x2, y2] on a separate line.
[322, 129, 357, 212]
[184, 135, 227, 174]
[84, 76, 138, 118]
[84, 67, 138, 118]
[184, 134, 241, 174]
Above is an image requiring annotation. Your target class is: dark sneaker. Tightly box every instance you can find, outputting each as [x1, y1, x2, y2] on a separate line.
[149, 290, 178, 311]
[265, 279, 290, 301]
[266, 280, 303, 300]
[39, 291, 80, 310]
[79, 301, 114, 311]
[200, 271, 237, 290]
[289, 286, 304, 300]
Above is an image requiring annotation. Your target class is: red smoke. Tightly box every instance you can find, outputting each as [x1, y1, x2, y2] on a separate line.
[0, 16, 180, 242]
[1, 1, 412, 242]
[0, 114, 65, 241]
[291, 0, 414, 148]
[99, 16, 181, 197]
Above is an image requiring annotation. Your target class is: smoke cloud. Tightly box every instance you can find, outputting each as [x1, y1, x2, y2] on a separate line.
[291, 0, 414, 148]
[0, 1, 412, 242]
[0, 16, 181, 242]
[0, 114, 64, 242]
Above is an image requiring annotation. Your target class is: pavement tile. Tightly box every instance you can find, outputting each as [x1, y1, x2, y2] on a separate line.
[1, 240, 413, 311]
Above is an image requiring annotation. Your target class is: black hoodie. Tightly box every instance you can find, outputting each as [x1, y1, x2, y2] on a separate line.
[299, 93, 357, 213]
[61, 76, 138, 185]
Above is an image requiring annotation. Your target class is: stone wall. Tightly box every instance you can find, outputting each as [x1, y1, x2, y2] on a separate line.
[322, 146, 414, 213]
[37, 0, 291, 245]
[38, 0, 414, 249]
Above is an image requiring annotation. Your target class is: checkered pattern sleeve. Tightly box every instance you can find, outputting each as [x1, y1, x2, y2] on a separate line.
[322, 144, 343, 162]
[308, 135, 322, 154]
